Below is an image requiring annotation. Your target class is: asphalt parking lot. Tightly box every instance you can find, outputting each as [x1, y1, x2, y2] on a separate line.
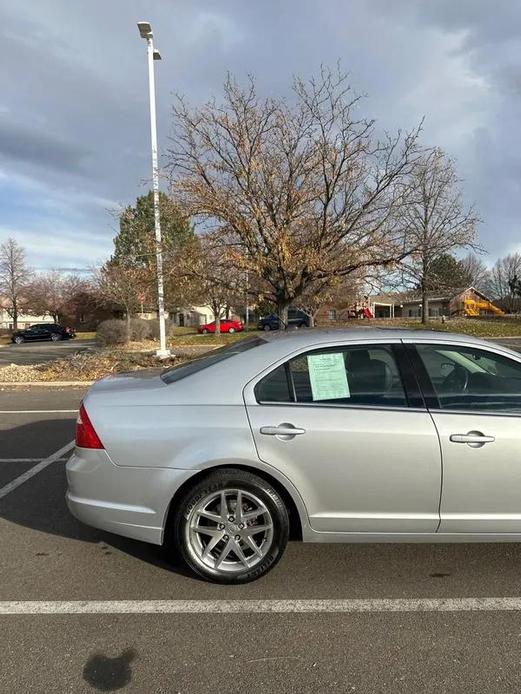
[0, 338, 95, 366]
[4, 387, 521, 692]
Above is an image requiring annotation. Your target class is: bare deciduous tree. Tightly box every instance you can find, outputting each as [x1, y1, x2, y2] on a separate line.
[489, 253, 521, 312]
[168, 68, 422, 328]
[93, 262, 144, 341]
[176, 234, 246, 335]
[399, 148, 480, 323]
[26, 272, 88, 324]
[298, 273, 363, 327]
[0, 237, 31, 330]
[460, 253, 491, 294]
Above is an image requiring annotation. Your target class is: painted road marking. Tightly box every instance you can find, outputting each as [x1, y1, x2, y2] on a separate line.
[0, 410, 77, 414]
[4, 598, 521, 615]
[0, 458, 69, 463]
[0, 441, 74, 500]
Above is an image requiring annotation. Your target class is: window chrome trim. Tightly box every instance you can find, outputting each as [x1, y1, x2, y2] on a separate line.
[427, 407, 521, 419]
[254, 400, 426, 414]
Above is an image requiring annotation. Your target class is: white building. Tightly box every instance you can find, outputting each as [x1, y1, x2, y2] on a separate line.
[171, 305, 240, 327]
[0, 306, 53, 330]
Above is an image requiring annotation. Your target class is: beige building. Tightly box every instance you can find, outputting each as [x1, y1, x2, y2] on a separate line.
[0, 306, 53, 330]
[136, 305, 234, 328]
[172, 305, 235, 328]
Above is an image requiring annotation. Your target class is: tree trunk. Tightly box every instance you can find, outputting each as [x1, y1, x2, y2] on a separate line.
[126, 311, 131, 343]
[421, 286, 428, 324]
[12, 299, 18, 331]
[277, 302, 289, 330]
[213, 303, 221, 335]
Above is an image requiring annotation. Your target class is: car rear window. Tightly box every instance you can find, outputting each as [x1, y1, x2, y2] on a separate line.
[160, 337, 266, 384]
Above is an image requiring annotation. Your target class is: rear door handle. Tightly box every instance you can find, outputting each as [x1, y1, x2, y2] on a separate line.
[450, 431, 495, 447]
[260, 424, 306, 437]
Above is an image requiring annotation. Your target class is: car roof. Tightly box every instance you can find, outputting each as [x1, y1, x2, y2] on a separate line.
[259, 327, 488, 346]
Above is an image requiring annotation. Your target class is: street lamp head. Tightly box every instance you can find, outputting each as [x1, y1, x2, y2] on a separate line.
[137, 21, 152, 38]
[153, 49, 162, 60]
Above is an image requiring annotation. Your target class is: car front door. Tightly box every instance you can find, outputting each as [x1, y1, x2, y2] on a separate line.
[408, 341, 521, 533]
[244, 341, 441, 533]
[35, 326, 51, 340]
[24, 327, 41, 341]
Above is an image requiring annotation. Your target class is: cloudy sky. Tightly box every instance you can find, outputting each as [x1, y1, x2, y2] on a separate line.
[0, 0, 520, 270]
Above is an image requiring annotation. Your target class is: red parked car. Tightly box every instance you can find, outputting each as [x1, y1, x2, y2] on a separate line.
[198, 319, 244, 334]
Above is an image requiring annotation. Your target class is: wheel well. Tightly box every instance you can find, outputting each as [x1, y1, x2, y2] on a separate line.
[164, 465, 303, 543]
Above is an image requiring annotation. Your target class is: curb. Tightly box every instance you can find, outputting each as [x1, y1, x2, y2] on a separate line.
[0, 381, 93, 387]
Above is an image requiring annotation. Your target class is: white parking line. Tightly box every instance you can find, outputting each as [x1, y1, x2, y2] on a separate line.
[0, 458, 69, 463]
[0, 441, 74, 500]
[0, 410, 77, 414]
[2, 597, 521, 615]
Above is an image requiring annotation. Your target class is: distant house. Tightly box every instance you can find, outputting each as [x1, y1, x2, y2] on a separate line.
[0, 305, 53, 330]
[315, 286, 504, 325]
[362, 287, 503, 319]
[171, 305, 242, 327]
[392, 287, 503, 318]
[134, 305, 238, 328]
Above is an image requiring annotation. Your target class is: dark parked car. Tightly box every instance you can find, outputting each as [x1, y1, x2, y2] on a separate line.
[257, 308, 310, 331]
[11, 324, 76, 344]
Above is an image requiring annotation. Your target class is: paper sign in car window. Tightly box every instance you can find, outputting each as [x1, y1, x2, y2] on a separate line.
[307, 352, 350, 401]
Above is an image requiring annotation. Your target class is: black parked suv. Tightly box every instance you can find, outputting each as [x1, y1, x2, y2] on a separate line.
[257, 308, 311, 331]
[11, 324, 76, 344]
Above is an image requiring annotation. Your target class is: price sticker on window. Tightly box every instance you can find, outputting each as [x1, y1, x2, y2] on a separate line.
[307, 352, 350, 401]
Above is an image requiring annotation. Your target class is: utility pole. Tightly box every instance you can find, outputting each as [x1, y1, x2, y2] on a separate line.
[137, 21, 170, 358]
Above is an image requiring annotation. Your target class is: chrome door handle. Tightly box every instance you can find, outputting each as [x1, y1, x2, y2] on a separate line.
[450, 431, 495, 447]
[260, 425, 306, 437]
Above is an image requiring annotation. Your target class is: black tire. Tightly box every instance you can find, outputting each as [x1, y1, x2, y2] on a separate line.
[202, 329, 209, 335]
[13, 336, 24, 344]
[263, 324, 271, 332]
[172, 468, 289, 584]
[51, 333, 62, 342]
[228, 327, 235, 334]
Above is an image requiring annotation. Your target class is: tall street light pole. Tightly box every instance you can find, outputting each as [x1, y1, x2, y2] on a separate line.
[137, 21, 170, 358]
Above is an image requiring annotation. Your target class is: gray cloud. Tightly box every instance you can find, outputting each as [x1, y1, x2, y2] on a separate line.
[0, 0, 520, 267]
[0, 118, 89, 173]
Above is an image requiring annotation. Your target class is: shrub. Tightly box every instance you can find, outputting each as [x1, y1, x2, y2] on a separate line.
[148, 318, 174, 339]
[96, 319, 129, 346]
[129, 318, 153, 341]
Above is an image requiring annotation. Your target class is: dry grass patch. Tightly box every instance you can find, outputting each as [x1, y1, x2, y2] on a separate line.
[0, 349, 190, 383]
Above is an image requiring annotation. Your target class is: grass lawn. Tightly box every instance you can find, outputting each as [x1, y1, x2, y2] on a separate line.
[168, 318, 521, 342]
[369, 318, 521, 338]
[169, 329, 262, 346]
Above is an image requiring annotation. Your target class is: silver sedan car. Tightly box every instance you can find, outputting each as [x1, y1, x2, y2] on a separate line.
[66, 328, 521, 583]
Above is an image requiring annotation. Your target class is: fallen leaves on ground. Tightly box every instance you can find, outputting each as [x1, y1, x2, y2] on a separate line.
[0, 349, 191, 383]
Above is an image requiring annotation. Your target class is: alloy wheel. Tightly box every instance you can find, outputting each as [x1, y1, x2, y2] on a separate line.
[185, 488, 274, 574]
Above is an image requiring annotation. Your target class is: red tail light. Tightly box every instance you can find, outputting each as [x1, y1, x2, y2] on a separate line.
[76, 403, 104, 449]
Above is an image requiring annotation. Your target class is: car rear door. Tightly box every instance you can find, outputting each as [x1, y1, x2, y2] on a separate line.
[406, 340, 521, 533]
[244, 340, 442, 534]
